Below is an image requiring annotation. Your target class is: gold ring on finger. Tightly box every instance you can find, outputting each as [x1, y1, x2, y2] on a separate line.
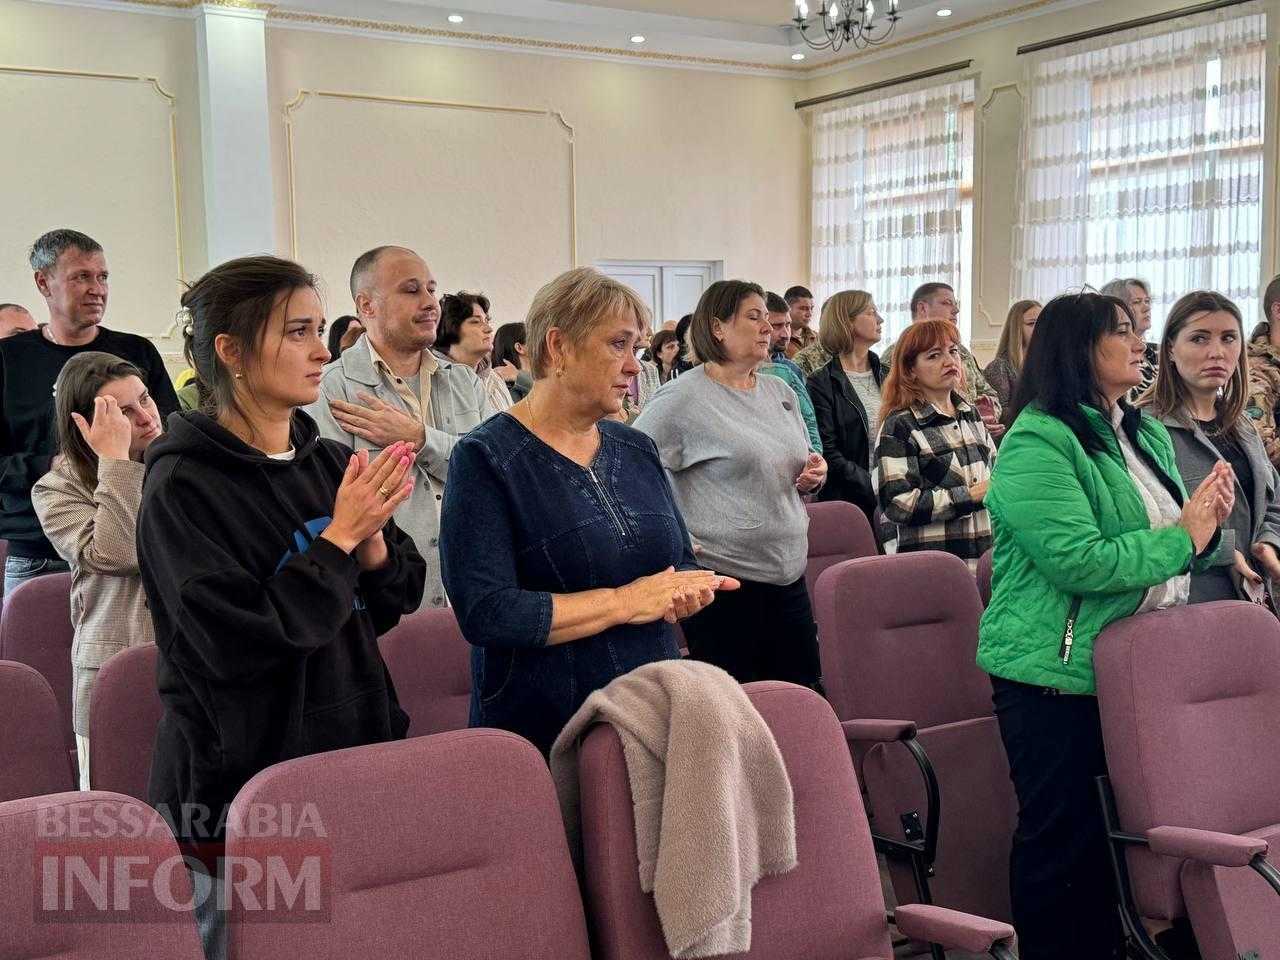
[378, 486, 391, 498]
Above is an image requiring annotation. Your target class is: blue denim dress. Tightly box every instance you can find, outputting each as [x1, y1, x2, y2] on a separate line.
[440, 414, 694, 755]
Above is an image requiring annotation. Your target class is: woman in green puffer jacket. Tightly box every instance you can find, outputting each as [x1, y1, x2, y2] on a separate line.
[976, 291, 1234, 960]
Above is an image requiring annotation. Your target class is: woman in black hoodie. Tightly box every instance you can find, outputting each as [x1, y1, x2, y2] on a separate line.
[139, 256, 424, 957]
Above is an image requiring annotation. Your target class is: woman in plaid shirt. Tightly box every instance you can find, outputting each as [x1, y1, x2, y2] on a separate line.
[873, 320, 996, 572]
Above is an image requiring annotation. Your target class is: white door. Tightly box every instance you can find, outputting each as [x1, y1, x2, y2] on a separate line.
[596, 260, 722, 328]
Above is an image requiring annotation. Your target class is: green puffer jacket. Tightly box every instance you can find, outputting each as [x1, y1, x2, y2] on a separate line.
[977, 403, 1215, 694]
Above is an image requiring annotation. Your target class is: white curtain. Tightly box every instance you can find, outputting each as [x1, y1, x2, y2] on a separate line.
[1011, 6, 1266, 334]
[810, 76, 975, 348]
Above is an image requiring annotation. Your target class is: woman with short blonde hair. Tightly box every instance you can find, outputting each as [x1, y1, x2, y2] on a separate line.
[441, 266, 737, 755]
[807, 289, 884, 521]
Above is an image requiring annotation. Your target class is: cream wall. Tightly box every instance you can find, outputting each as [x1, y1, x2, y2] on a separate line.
[798, 0, 1280, 360]
[265, 25, 809, 324]
[0, 0, 207, 364]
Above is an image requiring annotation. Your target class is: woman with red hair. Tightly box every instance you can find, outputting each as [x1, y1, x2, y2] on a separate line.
[873, 320, 996, 572]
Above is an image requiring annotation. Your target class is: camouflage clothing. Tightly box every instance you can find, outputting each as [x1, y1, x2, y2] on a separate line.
[1246, 335, 1280, 468]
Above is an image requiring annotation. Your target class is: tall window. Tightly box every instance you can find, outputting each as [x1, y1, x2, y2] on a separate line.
[810, 77, 975, 347]
[1012, 9, 1265, 335]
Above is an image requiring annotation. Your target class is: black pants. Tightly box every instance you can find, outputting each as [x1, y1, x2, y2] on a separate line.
[991, 677, 1125, 960]
[679, 575, 821, 688]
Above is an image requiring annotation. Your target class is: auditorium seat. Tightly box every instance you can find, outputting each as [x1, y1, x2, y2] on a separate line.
[804, 501, 878, 597]
[0, 660, 75, 801]
[0, 790, 204, 958]
[976, 547, 993, 608]
[1096, 600, 1280, 960]
[577, 680, 1016, 960]
[89, 644, 161, 799]
[0, 572, 75, 768]
[378, 607, 471, 736]
[226, 728, 591, 960]
[813, 552, 1016, 923]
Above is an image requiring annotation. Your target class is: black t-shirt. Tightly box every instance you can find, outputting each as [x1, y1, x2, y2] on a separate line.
[0, 325, 179, 557]
[1196, 419, 1255, 510]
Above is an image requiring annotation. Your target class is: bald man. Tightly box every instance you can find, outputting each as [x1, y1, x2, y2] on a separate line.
[0, 304, 36, 339]
[305, 245, 496, 610]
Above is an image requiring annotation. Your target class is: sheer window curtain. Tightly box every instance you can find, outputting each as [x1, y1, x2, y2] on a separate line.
[1011, 6, 1266, 334]
[810, 76, 975, 348]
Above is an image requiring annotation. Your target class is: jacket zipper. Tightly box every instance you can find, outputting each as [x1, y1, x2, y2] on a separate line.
[588, 467, 628, 540]
[1059, 596, 1083, 664]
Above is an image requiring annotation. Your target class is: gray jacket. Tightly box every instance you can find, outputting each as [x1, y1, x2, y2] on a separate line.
[305, 336, 497, 609]
[1159, 411, 1280, 600]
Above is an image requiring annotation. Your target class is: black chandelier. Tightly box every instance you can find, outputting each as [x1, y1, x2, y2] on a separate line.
[792, 0, 902, 52]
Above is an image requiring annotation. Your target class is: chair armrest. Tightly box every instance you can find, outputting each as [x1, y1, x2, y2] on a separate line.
[894, 903, 1016, 954]
[1147, 826, 1268, 867]
[841, 718, 917, 744]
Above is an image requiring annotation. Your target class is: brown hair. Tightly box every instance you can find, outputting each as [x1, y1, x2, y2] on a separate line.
[817, 289, 875, 356]
[181, 255, 318, 431]
[1141, 290, 1247, 439]
[1254, 274, 1280, 342]
[53, 351, 146, 488]
[909, 282, 954, 318]
[688, 280, 766, 366]
[994, 299, 1041, 375]
[524, 267, 649, 379]
[880, 320, 962, 421]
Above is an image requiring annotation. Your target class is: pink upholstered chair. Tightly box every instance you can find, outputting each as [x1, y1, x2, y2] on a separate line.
[377, 607, 471, 736]
[577, 680, 1017, 960]
[976, 548, 994, 608]
[88, 644, 161, 799]
[0, 572, 75, 768]
[804, 500, 878, 598]
[812, 552, 1016, 923]
[0, 790, 204, 958]
[225, 728, 591, 960]
[1095, 600, 1280, 960]
[0, 660, 75, 801]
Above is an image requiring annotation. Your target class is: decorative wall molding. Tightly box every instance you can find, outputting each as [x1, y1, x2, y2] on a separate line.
[0, 64, 187, 351]
[283, 89, 577, 267]
[973, 81, 1025, 333]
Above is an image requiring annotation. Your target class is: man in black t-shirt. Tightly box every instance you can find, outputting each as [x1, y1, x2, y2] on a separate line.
[0, 229, 179, 595]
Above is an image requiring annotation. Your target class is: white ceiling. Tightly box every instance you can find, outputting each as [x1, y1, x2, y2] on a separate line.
[277, 0, 1082, 70]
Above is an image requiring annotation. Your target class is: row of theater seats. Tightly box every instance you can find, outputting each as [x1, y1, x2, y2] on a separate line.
[0, 682, 1020, 960]
[3, 506, 1280, 956]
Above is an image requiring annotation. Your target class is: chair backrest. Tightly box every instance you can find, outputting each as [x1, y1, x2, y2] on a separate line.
[812, 551, 1014, 921]
[0, 572, 75, 755]
[813, 552, 990, 728]
[578, 681, 892, 960]
[89, 644, 161, 799]
[226, 728, 591, 960]
[377, 608, 471, 736]
[804, 501, 878, 597]
[1095, 600, 1280, 921]
[976, 548, 993, 608]
[0, 790, 205, 958]
[0, 660, 75, 801]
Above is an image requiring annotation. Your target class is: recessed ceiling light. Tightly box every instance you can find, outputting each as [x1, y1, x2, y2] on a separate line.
[630, 34, 646, 43]
[448, 13, 464, 23]
[937, 8, 952, 16]
[791, 52, 806, 60]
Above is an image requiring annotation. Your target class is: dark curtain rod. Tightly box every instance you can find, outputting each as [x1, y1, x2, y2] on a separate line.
[1017, 0, 1256, 55]
[793, 59, 973, 111]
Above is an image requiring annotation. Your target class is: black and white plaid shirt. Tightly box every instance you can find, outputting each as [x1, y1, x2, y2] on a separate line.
[873, 396, 996, 572]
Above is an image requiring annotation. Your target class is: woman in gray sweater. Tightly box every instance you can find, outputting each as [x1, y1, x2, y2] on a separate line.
[32, 352, 164, 788]
[1140, 290, 1280, 605]
[635, 280, 827, 686]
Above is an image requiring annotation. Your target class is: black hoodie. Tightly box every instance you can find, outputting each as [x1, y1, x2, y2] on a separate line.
[138, 410, 424, 843]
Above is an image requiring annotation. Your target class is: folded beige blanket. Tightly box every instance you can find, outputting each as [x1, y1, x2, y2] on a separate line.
[550, 659, 797, 959]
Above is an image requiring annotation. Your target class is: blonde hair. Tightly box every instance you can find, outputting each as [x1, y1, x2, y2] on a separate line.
[525, 267, 650, 379]
[994, 299, 1041, 375]
[817, 290, 874, 356]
